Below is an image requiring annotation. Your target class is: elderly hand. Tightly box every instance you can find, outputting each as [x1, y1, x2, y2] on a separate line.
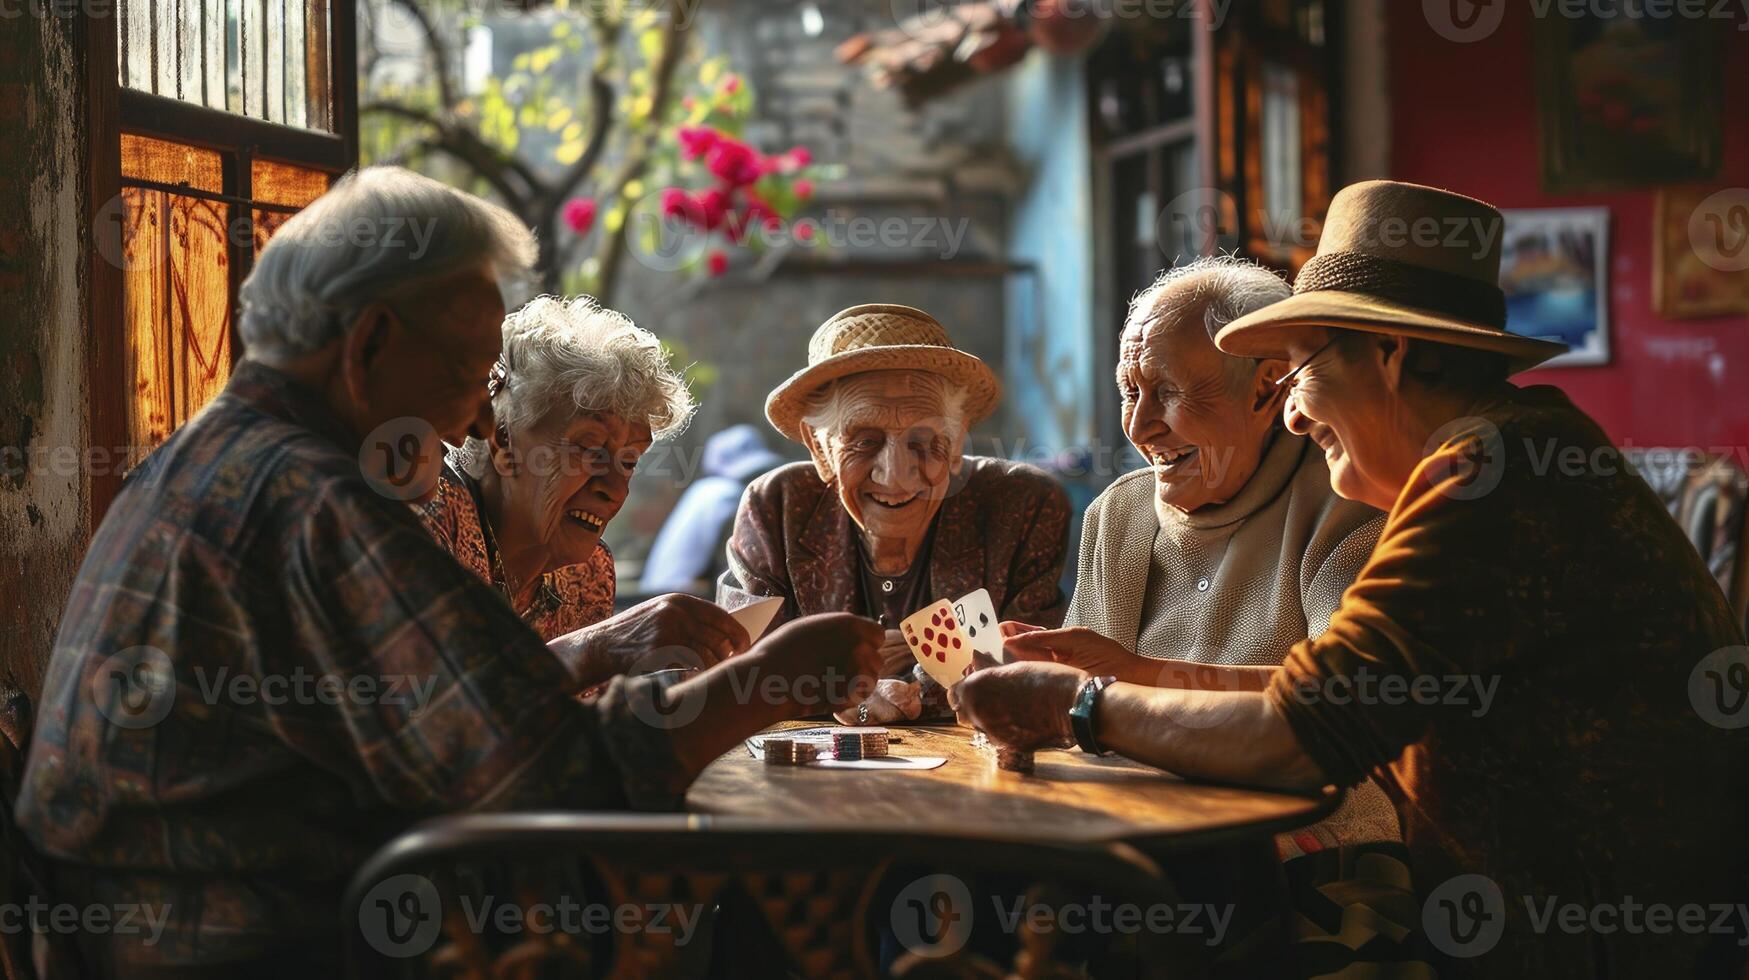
[953, 661, 1086, 752]
[746, 612, 885, 715]
[878, 629, 916, 678]
[834, 678, 922, 725]
[580, 594, 752, 681]
[1001, 625, 1159, 686]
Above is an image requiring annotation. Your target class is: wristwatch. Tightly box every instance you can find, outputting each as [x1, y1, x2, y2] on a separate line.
[1069, 675, 1116, 755]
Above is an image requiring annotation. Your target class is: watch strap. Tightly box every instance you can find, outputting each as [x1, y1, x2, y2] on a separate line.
[1069, 675, 1116, 755]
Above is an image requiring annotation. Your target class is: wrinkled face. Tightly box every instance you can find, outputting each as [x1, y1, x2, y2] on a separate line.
[348, 268, 505, 504]
[1117, 306, 1283, 515]
[1279, 328, 1403, 511]
[494, 409, 652, 569]
[803, 371, 965, 554]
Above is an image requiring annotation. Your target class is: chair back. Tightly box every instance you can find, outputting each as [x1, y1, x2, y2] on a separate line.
[343, 813, 1206, 979]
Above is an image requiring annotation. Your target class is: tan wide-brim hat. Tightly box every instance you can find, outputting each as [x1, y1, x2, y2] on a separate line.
[766, 304, 1001, 441]
[1215, 180, 1569, 373]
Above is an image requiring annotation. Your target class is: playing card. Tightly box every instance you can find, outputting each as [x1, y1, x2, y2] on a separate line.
[900, 600, 976, 689]
[725, 595, 783, 642]
[952, 588, 1003, 664]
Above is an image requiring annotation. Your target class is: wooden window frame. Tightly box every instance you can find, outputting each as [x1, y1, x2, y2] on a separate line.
[83, 3, 359, 526]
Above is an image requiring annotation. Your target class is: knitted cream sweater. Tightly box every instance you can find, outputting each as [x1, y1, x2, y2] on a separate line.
[1068, 431, 1401, 852]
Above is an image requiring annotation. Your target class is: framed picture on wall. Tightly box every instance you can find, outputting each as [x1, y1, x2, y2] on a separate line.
[1534, 12, 1722, 193]
[1655, 186, 1749, 319]
[1499, 208, 1611, 367]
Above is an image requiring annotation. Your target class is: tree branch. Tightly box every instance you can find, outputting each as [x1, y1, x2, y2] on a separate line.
[361, 101, 541, 209]
[388, 0, 459, 112]
[596, 0, 699, 303]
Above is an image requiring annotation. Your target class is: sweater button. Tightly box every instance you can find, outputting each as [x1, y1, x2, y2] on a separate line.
[881, 580, 894, 593]
[1196, 577, 1210, 592]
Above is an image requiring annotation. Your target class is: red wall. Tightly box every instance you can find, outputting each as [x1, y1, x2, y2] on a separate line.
[1385, 4, 1749, 452]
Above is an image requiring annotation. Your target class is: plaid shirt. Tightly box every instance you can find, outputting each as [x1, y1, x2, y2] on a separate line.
[16, 361, 686, 967]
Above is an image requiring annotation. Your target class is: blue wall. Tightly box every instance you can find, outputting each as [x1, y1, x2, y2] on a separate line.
[1004, 53, 1098, 462]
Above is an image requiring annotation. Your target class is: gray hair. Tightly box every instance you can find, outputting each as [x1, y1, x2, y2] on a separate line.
[239, 166, 537, 359]
[799, 371, 970, 437]
[490, 293, 695, 439]
[1128, 254, 1290, 348]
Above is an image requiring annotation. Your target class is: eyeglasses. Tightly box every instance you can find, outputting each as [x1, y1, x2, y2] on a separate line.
[1275, 336, 1339, 390]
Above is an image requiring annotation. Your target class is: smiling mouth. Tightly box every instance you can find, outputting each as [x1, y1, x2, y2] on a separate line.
[1146, 446, 1200, 475]
[864, 490, 920, 510]
[566, 509, 607, 532]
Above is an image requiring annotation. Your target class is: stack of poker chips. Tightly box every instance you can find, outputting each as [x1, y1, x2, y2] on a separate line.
[993, 745, 1035, 774]
[831, 727, 891, 760]
[762, 737, 821, 766]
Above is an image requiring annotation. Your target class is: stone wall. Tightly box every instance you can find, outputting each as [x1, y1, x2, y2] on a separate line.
[0, 12, 97, 696]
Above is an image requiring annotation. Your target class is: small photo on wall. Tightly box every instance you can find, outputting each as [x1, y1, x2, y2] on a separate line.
[1655, 186, 1749, 320]
[1499, 207, 1611, 367]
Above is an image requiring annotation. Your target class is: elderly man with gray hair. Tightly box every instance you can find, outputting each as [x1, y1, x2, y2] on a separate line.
[1001, 257, 1418, 974]
[18, 167, 881, 972]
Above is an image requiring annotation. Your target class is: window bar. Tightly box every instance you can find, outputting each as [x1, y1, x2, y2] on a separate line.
[148, 0, 159, 96]
[174, 0, 187, 102]
[304, 0, 331, 132]
[260, 0, 271, 121]
[237, 0, 248, 116]
[118, 0, 128, 89]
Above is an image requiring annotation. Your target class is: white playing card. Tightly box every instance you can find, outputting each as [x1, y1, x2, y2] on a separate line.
[725, 595, 784, 643]
[900, 600, 976, 689]
[952, 589, 1003, 664]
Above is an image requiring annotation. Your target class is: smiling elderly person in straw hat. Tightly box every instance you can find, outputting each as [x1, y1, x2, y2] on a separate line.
[720, 304, 1071, 723]
[955, 181, 1748, 978]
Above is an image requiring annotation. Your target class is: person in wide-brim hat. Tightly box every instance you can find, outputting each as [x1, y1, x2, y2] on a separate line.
[720, 303, 1071, 725]
[955, 180, 1749, 978]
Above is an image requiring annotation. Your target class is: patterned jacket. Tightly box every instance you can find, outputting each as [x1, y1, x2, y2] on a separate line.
[718, 457, 1070, 630]
[15, 361, 685, 967]
[419, 458, 617, 641]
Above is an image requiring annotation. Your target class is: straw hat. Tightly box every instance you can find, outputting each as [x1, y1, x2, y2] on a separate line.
[1215, 180, 1568, 372]
[765, 304, 1001, 441]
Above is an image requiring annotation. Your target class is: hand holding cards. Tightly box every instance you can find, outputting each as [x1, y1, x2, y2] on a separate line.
[900, 600, 976, 688]
[899, 588, 1006, 689]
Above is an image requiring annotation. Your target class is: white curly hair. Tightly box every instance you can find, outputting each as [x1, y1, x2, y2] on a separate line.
[456, 295, 696, 476]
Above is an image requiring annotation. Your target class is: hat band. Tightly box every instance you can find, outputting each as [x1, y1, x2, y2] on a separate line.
[1295, 250, 1507, 329]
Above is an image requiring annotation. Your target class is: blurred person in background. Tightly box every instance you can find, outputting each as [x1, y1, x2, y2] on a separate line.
[641, 423, 783, 596]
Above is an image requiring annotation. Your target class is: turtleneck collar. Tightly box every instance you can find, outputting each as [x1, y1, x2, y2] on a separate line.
[1160, 428, 1309, 531]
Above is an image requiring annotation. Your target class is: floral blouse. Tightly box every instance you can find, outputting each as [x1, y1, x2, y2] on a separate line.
[419, 460, 617, 640]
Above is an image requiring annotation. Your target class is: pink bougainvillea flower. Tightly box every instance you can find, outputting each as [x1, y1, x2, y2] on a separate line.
[722, 74, 741, 94]
[659, 187, 689, 218]
[708, 250, 729, 276]
[697, 188, 731, 230]
[789, 146, 813, 168]
[562, 198, 597, 234]
[706, 138, 763, 187]
[794, 179, 816, 201]
[677, 126, 720, 161]
[795, 221, 816, 242]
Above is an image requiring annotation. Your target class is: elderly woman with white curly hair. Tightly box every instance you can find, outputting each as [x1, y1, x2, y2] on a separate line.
[422, 294, 755, 663]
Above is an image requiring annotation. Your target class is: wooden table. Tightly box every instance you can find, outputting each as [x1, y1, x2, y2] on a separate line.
[688, 722, 1337, 853]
